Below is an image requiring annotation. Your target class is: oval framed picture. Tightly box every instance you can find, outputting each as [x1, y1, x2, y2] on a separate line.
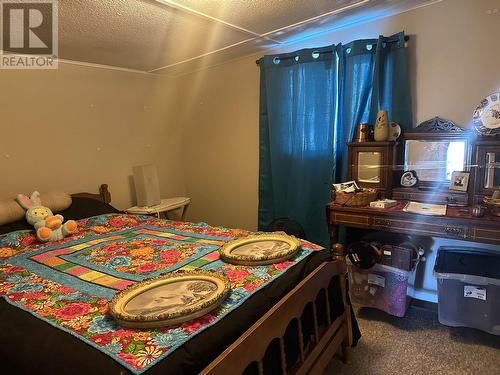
[109, 270, 230, 328]
[220, 233, 301, 266]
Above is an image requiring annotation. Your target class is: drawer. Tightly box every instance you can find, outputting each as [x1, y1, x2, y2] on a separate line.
[472, 227, 500, 245]
[330, 212, 369, 226]
[392, 189, 468, 206]
[372, 216, 469, 240]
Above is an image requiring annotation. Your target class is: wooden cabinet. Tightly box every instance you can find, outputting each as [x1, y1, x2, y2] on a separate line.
[347, 141, 398, 199]
[472, 139, 500, 203]
[329, 119, 500, 249]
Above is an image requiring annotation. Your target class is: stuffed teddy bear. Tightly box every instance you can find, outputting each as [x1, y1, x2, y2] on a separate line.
[16, 191, 77, 242]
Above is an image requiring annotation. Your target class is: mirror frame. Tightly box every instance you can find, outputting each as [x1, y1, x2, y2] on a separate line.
[402, 117, 473, 189]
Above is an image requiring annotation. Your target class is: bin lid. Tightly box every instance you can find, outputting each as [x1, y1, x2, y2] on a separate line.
[434, 247, 500, 279]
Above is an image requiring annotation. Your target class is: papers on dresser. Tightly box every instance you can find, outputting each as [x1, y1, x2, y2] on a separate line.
[370, 199, 399, 209]
[403, 201, 447, 216]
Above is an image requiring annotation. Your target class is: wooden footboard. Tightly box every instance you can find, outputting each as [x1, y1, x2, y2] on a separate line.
[201, 244, 351, 375]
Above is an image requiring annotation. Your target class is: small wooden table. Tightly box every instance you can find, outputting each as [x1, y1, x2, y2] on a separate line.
[327, 201, 500, 246]
[126, 197, 190, 220]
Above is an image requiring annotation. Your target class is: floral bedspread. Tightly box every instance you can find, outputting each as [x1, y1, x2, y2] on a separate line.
[0, 214, 322, 374]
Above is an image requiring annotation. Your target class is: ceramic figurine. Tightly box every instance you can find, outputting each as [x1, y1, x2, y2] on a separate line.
[374, 110, 389, 141]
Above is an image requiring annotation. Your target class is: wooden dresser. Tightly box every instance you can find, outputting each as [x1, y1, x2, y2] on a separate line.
[327, 201, 500, 246]
[329, 117, 500, 249]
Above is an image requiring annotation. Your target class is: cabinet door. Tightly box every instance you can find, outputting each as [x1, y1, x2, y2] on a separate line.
[349, 145, 392, 191]
[473, 144, 500, 200]
[484, 151, 500, 189]
[357, 151, 382, 184]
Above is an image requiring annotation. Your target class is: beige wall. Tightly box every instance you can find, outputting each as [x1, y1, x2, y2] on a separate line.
[178, 59, 260, 230]
[0, 64, 185, 210]
[177, 0, 500, 231]
[1, 0, 499, 229]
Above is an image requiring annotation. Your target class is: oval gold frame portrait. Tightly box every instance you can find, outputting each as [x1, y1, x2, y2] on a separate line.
[219, 233, 301, 266]
[109, 270, 230, 328]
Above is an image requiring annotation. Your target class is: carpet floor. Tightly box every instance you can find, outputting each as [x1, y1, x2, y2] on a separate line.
[324, 306, 500, 375]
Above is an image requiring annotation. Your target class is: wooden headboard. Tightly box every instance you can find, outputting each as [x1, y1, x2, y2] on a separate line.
[71, 184, 111, 204]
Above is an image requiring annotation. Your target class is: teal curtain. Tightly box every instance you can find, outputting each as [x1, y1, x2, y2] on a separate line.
[258, 32, 410, 246]
[258, 46, 338, 246]
[335, 32, 411, 181]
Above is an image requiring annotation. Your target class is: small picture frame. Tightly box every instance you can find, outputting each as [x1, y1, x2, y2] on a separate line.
[400, 170, 418, 187]
[449, 171, 470, 192]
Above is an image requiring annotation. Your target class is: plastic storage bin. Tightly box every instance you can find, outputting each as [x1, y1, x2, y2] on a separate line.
[348, 262, 416, 317]
[434, 247, 500, 335]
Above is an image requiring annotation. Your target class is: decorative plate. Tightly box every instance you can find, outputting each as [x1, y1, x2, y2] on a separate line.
[473, 93, 500, 136]
[388, 122, 402, 141]
[219, 233, 301, 266]
[109, 270, 230, 328]
[400, 170, 418, 187]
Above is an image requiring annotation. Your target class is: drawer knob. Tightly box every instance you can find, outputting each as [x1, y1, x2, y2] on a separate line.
[375, 218, 392, 226]
[444, 226, 466, 238]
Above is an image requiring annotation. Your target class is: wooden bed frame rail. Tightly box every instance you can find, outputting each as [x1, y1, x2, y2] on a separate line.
[202, 245, 352, 375]
[71, 184, 111, 204]
[75, 186, 352, 375]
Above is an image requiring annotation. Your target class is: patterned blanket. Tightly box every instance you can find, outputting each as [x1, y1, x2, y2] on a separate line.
[0, 214, 322, 374]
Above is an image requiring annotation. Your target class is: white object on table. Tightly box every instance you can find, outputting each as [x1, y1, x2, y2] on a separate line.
[403, 201, 447, 216]
[126, 197, 191, 220]
[370, 199, 398, 209]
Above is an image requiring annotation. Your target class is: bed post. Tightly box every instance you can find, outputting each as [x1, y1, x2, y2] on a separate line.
[71, 184, 112, 204]
[99, 184, 111, 204]
[332, 243, 353, 363]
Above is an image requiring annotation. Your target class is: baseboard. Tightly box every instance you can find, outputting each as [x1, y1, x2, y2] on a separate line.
[407, 287, 438, 303]
[410, 298, 438, 312]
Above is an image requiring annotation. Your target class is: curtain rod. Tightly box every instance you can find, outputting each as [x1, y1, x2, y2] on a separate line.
[255, 35, 410, 65]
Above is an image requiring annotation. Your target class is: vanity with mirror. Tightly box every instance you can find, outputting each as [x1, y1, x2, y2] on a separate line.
[330, 117, 500, 246]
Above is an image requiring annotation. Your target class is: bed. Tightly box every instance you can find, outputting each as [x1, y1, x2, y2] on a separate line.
[0, 185, 359, 374]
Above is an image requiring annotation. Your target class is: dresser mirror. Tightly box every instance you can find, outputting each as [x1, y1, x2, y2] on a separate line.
[405, 140, 467, 182]
[401, 117, 472, 188]
[393, 117, 472, 206]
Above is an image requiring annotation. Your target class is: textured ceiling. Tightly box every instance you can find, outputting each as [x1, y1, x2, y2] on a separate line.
[57, 0, 441, 75]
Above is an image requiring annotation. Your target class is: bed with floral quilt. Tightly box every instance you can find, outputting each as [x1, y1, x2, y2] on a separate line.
[0, 209, 355, 375]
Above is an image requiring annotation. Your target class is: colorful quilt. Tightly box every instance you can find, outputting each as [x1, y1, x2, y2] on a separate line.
[0, 214, 322, 374]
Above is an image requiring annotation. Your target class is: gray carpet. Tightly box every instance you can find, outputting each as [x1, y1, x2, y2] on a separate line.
[324, 306, 500, 375]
